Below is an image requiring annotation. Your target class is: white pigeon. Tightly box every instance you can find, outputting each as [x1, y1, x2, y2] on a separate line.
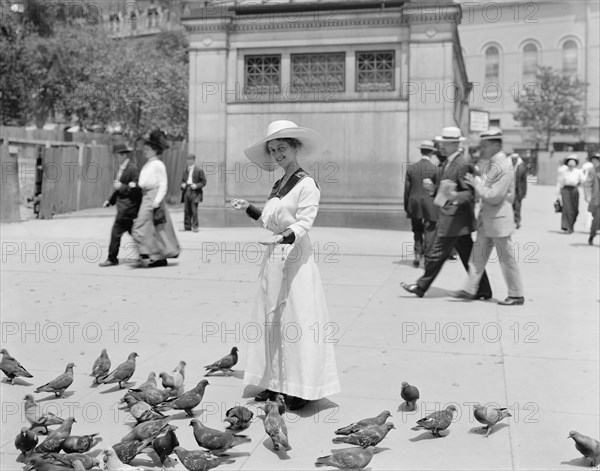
[104, 447, 145, 471]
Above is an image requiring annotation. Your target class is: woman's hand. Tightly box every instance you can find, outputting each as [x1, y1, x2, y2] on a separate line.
[128, 181, 137, 188]
[113, 181, 123, 190]
[230, 198, 249, 210]
[152, 201, 161, 209]
[258, 235, 284, 245]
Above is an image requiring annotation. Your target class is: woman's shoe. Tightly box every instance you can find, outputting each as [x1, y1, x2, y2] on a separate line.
[148, 259, 167, 267]
[254, 389, 276, 402]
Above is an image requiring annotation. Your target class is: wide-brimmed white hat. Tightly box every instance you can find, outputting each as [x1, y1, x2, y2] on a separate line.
[438, 126, 466, 142]
[243, 120, 323, 171]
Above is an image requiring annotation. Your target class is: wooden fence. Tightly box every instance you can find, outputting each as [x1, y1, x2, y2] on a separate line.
[1, 145, 21, 223]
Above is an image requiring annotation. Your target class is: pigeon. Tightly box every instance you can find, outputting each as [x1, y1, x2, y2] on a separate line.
[24, 455, 80, 471]
[103, 448, 145, 471]
[224, 406, 254, 430]
[159, 369, 184, 397]
[24, 394, 65, 433]
[34, 363, 75, 398]
[120, 417, 172, 442]
[15, 427, 38, 457]
[315, 446, 375, 470]
[111, 437, 153, 464]
[122, 395, 165, 423]
[473, 404, 511, 437]
[0, 348, 34, 384]
[157, 380, 209, 417]
[203, 347, 238, 376]
[334, 411, 392, 435]
[61, 434, 101, 453]
[190, 419, 251, 454]
[91, 349, 111, 383]
[173, 360, 186, 380]
[137, 372, 157, 391]
[568, 431, 600, 466]
[152, 428, 179, 465]
[332, 423, 395, 447]
[41, 453, 102, 470]
[71, 460, 86, 471]
[173, 446, 235, 471]
[264, 399, 291, 451]
[412, 405, 456, 437]
[127, 385, 172, 406]
[97, 353, 138, 388]
[34, 417, 76, 453]
[400, 382, 420, 411]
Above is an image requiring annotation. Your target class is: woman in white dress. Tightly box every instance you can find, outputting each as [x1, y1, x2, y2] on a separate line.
[556, 154, 584, 233]
[231, 120, 340, 410]
[132, 130, 180, 267]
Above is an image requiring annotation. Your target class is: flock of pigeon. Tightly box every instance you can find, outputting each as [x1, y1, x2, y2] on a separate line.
[2, 347, 600, 470]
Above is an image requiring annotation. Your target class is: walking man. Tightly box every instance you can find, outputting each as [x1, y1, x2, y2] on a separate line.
[401, 127, 492, 299]
[100, 143, 141, 267]
[180, 154, 207, 232]
[456, 129, 525, 305]
[404, 140, 439, 267]
[510, 153, 527, 229]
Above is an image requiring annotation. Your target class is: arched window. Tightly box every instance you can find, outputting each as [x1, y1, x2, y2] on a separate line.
[522, 43, 538, 84]
[484, 46, 500, 83]
[562, 40, 578, 76]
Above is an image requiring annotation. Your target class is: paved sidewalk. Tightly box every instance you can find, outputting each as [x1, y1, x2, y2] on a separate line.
[1, 184, 598, 471]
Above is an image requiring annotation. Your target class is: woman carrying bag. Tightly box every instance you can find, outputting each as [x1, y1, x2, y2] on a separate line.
[556, 155, 584, 233]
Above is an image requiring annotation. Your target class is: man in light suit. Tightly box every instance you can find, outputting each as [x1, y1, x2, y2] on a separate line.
[180, 154, 207, 232]
[457, 129, 525, 306]
[404, 140, 439, 267]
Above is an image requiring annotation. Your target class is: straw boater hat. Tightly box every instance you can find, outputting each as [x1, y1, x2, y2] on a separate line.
[418, 140, 437, 152]
[437, 126, 466, 142]
[479, 129, 503, 141]
[244, 120, 323, 171]
[113, 143, 132, 154]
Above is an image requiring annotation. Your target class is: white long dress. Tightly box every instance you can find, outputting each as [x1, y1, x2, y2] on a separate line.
[243, 176, 341, 400]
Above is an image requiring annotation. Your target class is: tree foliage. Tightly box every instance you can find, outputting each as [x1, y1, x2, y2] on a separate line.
[513, 65, 588, 150]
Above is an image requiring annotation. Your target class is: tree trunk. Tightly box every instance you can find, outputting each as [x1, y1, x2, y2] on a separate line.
[545, 128, 552, 152]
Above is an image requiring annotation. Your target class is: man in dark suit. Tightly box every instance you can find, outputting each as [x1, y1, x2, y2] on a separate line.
[181, 154, 207, 232]
[404, 140, 439, 267]
[510, 153, 528, 229]
[99, 143, 142, 267]
[401, 127, 492, 299]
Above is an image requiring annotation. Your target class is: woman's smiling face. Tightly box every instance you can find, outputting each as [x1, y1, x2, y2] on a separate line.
[267, 139, 298, 170]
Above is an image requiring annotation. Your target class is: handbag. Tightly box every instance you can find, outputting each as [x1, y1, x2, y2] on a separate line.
[153, 207, 167, 225]
[554, 199, 562, 213]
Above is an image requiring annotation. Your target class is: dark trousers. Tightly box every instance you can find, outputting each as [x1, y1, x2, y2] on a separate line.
[513, 198, 523, 227]
[561, 186, 579, 231]
[411, 218, 437, 258]
[591, 206, 600, 239]
[183, 189, 199, 230]
[108, 217, 134, 263]
[416, 234, 492, 297]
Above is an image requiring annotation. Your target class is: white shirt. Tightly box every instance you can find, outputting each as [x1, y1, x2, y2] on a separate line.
[116, 158, 129, 181]
[187, 165, 194, 185]
[558, 166, 584, 188]
[138, 157, 168, 206]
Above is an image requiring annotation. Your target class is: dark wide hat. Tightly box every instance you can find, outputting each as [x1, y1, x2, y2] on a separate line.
[113, 143, 132, 154]
[141, 130, 170, 153]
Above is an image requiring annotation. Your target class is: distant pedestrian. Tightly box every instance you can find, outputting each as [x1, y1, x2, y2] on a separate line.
[132, 130, 180, 267]
[99, 143, 141, 267]
[556, 154, 584, 233]
[401, 127, 492, 299]
[457, 130, 525, 306]
[180, 154, 206, 232]
[581, 154, 595, 231]
[584, 153, 600, 245]
[510, 153, 527, 229]
[404, 140, 439, 267]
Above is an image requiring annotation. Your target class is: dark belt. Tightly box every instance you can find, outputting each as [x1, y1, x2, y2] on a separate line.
[562, 185, 577, 189]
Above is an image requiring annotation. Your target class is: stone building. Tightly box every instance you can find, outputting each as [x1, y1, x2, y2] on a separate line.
[182, 0, 470, 228]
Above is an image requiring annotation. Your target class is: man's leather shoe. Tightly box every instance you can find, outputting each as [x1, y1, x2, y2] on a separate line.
[148, 259, 168, 268]
[99, 260, 118, 267]
[401, 282, 424, 298]
[498, 296, 525, 306]
[254, 389, 276, 402]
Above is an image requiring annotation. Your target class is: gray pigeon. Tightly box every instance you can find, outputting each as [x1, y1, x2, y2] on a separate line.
[24, 455, 80, 471]
[190, 419, 251, 454]
[224, 406, 254, 430]
[122, 395, 166, 423]
[413, 405, 456, 437]
[173, 446, 235, 471]
[120, 417, 172, 442]
[473, 404, 511, 437]
[97, 353, 138, 388]
[332, 423, 395, 447]
[61, 434, 101, 453]
[335, 411, 392, 435]
[91, 349, 111, 383]
[24, 394, 64, 433]
[111, 437, 153, 464]
[204, 347, 238, 376]
[153, 428, 179, 465]
[136, 371, 157, 391]
[315, 446, 375, 470]
[159, 368, 184, 397]
[34, 363, 75, 398]
[401, 382, 420, 411]
[41, 452, 102, 470]
[264, 400, 291, 451]
[127, 384, 172, 406]
[157, 380, 209, 417]
[15, 427, 38, 457]
[0, 348, 34, 384]
[34, 417, 76, 453]
[568, 431, 600, 466]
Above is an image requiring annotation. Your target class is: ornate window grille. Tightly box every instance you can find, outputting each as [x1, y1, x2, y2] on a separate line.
[562, 40, 578, 76]
[291, 53, 345, 93]
[245, 55, 281, 94]
[522, 43, 538, 84]
[484, 46, 500, 83]
[356, 51, 394, 91]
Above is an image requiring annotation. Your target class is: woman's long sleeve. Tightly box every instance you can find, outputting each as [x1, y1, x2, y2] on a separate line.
[154, 162, 168, 206]
[287, 181, 320, 240]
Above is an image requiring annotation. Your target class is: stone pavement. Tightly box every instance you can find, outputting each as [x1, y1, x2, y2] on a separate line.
[1, 184, 598, 471]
